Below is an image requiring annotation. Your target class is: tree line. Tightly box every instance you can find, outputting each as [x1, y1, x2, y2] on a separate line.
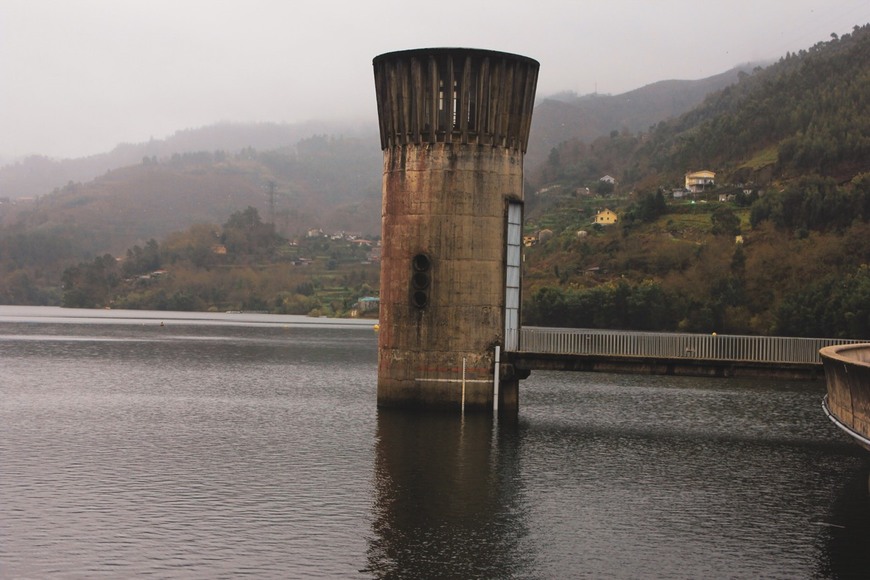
[522, 178, 870, 339]
[58, 207, 377, 315]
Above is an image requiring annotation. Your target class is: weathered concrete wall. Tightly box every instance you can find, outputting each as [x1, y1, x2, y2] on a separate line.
[377, 143, 522, 410]
[822, 343, 870, 448]
[373, 48, 538, 412]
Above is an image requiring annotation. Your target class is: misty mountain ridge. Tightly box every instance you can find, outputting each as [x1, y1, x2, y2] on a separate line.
[0, 136, 384, 256]
[1, 64, 760, 202]
[0, 119, 377, 200]
[0, 64, 758, 258]
[0, 47, 848, 262]
[525, 63, 760, 168]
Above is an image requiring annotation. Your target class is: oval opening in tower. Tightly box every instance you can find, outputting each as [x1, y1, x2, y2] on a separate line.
[412, 253, 431, 272]
[410, 253, 431, 309]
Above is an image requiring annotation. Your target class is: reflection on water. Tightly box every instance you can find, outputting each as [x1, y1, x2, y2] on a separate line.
[367, 410, 532, 578]
[2, 306, 869, 578]
[364, 371, 870, 578]
[820, 464, 870, 577]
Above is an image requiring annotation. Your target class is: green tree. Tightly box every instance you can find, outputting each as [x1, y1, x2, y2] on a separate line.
[221, 206, 284, 260]
[710, 206, 741, 235]
[595, 179, 615, 196]
[122, 239, 161, 277]
[776, 264, 870, 338]
[162, 224, 221, 268]
[62, 254, 120, 308]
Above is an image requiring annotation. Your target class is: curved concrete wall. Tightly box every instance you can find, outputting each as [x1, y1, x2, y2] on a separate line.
[821, 343, 870, 449]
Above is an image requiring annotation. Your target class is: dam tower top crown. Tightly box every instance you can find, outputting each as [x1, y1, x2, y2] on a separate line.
[372, 48, 539, 153]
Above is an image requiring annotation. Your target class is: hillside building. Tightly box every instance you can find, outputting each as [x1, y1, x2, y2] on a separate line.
[594, 208, 618, 225]
[685, 170, 716, 193]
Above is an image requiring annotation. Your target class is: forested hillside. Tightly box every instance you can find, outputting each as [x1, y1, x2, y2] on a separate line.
[525, 64, 757, 169]
[642, 24, 870, 186]
[522, 24, 870, 338]
[522, 179, 870, 338]
[531, 24, 870, 194]
[0, 136, 381, 305]
[57, 207, 380, 316]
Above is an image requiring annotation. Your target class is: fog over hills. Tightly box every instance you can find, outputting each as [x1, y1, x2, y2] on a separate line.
[0, 132, 384, 255]
[0, 65, 756, 204]
[0, 63, 774, 256]
[525, 64, 760, 169]
[0, 120, 376, 201]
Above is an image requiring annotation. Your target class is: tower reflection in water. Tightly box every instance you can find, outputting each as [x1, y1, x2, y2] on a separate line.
[366, 410, 532, 577]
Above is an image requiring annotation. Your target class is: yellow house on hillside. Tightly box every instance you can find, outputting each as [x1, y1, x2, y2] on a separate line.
[685, 170, 715, 193]
[594, 208, 618, 225]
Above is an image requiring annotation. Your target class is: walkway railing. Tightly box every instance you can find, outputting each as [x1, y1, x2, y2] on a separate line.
[518, 327, 861, 365]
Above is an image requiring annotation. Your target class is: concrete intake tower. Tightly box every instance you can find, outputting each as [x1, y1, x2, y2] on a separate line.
[373, 48, 539, 413]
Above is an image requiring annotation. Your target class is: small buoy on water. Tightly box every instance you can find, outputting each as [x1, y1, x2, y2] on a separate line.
[373, 323, 380, 333]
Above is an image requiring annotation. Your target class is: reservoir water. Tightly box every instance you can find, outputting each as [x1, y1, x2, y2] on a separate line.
[2, 305, 869, 578]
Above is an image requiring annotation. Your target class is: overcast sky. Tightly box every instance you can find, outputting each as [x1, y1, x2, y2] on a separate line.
[1, 0, 867, 160]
